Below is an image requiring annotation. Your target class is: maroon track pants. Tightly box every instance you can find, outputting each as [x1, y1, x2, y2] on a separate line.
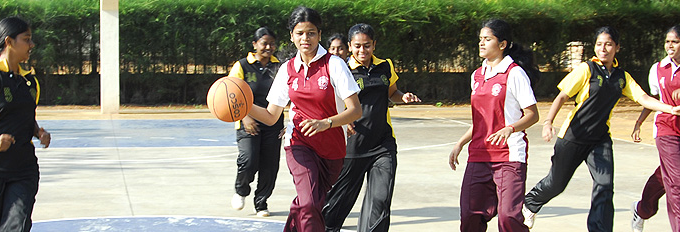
[460, 162, 529, 232]
[283, 145, 343, 232]
[637, 166, 665, 219]
[656, 136, 680, 231]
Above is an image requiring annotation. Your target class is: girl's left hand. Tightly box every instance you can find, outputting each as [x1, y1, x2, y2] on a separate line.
[299, 119, 331, 137]
[402, 92, 421, 103]
[486, 126, 514, 146]
[37, 128, 50, 148]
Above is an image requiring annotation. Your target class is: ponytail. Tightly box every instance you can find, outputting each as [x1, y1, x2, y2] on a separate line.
[506, 42, 540, 88]
[482, 19, 539, 88]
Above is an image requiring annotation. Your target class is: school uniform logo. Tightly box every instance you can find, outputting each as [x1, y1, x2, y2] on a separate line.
[472, 82, 479, 95]
[246, 72, 257, 83]
[292, 78, 299, 91]
[3, 87, 11, 102]
[380, 75, 389, 86]
[491, 83, 502, 96]
[318, 76, 329, 90]
[618, 78, 625, 89]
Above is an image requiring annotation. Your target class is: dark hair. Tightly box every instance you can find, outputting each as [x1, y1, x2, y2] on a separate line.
[594, 26, 620, 45]
[348, 23, 375, 41]
[0, 16, 30, 53]
[481, 19, 539, 88]
[327, 33, 348, 49]
[287, 6, 322, 31]
[667, 25, 680, 37]
[253, 27, 276, 42]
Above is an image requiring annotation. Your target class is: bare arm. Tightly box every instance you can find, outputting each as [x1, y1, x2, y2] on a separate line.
[299, 93, 362, 137]
[542, 92, 570, 142]
[388, 83, 420, 103]
[449, 126, 473, 171]
[248, 104, 285, 126]
[637, 94, 680, 115]
[486, 104, 539, 146]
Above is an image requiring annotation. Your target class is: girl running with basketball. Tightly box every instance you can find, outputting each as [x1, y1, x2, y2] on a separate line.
[247, 6, 362, 232]
[0, 16, 51, 231]
[227, 27, 283, 217]
[322, 23, 420, 232]
[448, 19, 539, 232]
[523, 26, 680, 232]
[629, 24, 680, 232]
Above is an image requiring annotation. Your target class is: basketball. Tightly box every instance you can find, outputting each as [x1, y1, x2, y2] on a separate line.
[206, 76, 254, 122]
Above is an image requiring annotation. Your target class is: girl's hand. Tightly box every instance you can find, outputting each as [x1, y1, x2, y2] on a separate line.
[542, 122, 555, 142]
[37, 128, 50, 148]
[299, 119, 331, 137]
[0, 134, 15, 152]
[402, 92, 421, 103]
[449, 145, 462, 170]
[347, 122, 356, 137]
[486, 126, 514, 146]
[241, 116, 260, 136]
[631, 124, 642, 143]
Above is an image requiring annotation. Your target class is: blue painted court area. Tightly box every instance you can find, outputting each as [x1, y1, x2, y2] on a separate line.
[34, 119, 236, 148]
[32, 216, 283, 232]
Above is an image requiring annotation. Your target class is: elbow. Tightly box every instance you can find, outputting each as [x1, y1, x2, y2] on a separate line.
[349, 107, 362, 122]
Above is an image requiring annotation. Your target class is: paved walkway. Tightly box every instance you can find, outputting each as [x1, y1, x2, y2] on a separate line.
[31, 104, 670, 231]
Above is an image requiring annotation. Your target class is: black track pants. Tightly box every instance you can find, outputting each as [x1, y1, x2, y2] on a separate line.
[323, 151, 397, 232]
[525, 137, 614, 232]
[234, 128, 282, 211]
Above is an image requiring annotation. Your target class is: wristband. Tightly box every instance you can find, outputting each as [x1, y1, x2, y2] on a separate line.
[507, 125, 515, 133]
[326, 118, 333, 128]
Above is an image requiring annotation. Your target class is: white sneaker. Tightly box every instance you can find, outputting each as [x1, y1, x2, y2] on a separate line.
[256, 209, 270, 217]
[631, 201, 644, 232]
[522, 205, 536, 229]
[231, 193, 245, 210]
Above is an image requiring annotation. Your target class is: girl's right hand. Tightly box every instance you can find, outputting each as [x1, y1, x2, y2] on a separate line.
[542, 122, 555, 142]
[347, 122, 356, 137]
[0, 134, 15, 152]
[631, 124, 642, 143]
[449, 145, 462, 171]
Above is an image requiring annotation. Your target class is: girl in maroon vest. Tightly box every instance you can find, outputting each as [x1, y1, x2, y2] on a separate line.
[448, 19, 539, 232]
[248, 6, 362, 232]
[630, 25, 680, 232]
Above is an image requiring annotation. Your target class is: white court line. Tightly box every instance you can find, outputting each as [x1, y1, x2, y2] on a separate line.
[400, 142, 457, 151]
[38, 153, 238, 165]
[149, 137, 176, 140]
[52, 137, 80, 140]
[198, 139, 220, 142]
[104, 136, 132, 139]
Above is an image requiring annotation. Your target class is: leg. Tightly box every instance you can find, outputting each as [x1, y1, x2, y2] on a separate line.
[656, 136, 680, 231]
[524, 138, 589, 213]
[584, 139, 614, 232]
[0, 176, 39, 232]
[253, 129, 282, 211]
[357, 151, 397, 232]
[460, 162, 497, 232]
[284, 146, 343, 232]
[323, 157, 370, 232]
[493, 162, 529, 232]
[637, 166, 665, 219]
[235, 129, 261, 197]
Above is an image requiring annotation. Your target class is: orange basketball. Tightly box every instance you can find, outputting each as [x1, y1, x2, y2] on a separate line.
[206, 76, 254, 122]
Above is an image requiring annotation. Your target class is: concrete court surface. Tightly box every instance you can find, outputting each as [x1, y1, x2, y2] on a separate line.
[30, 103, 671, 231]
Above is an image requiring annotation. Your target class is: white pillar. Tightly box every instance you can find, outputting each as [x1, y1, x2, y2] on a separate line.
[100, 0, 119, 114]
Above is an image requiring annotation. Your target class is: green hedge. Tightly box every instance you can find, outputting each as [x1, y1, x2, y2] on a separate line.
[0, 0, 678, 104]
